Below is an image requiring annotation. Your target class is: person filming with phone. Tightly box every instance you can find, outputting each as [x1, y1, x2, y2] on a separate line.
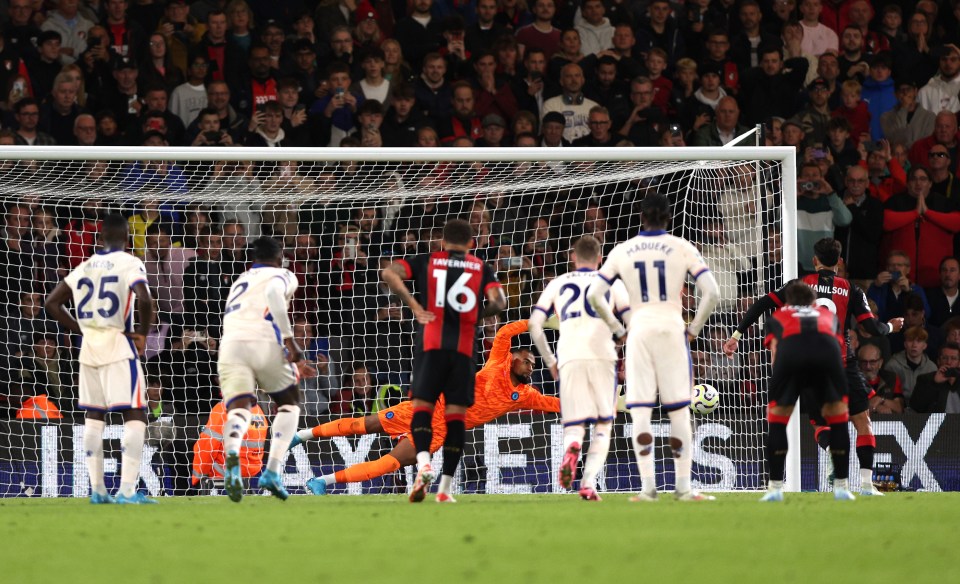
[909, 343, 960, 413]
[796, 161, 852, 274]
[867, 250, 932, 322]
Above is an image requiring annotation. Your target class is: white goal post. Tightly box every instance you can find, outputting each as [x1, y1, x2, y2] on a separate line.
[0, 145, 798, 497]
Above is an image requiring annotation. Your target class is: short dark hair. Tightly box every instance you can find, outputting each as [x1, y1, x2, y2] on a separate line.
[14, 98, 39, 113]
[102, 213, 129, 245]
[940, 256, 960, 270]
[251, 236, 283, 262]
[573, 235, 601, 262]
[640, 193, 670, 229]
[784, 281, 816, 306]
[941, 342, 960, 356]
[813, 237, 842, 266]
[145, 222, 170, 236]
[442, 219, 474, 245]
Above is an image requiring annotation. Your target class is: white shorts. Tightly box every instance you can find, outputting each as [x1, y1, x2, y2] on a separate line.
[559, 360, 618, 424]
[79, 358, 146, 411]
[625, 322, 693, 411]
[218, 340, 298, 404]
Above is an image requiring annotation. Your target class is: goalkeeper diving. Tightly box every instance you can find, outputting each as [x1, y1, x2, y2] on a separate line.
[291, 320, 560, 493]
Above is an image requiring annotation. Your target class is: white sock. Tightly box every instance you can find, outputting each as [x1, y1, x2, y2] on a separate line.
[630, 407, 657, 493]
[768, 480, 784, 491]
[438, 474, 454, 494]
[668, 407, 693, 494]
[582, 421, 612, 491]
[860, 467, 874, 489]
[321, 472, 337, 485]
[562, 425, 585, 453]
[416, 451, 432, 470]
[266, 404, 300, 474]
[835, 478, 849, 491]
[296, 428, 314, 443]
[83, 419, 106, 496]
[223, 408, 252, 455]
[118, 420, 146, 498]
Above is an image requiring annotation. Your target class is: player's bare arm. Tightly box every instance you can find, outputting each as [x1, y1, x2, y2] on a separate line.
[482, 285, 507, 318]
[128, 281, 155, 356]
[44, 281, 81, 335]
[381, 262, 434, 323]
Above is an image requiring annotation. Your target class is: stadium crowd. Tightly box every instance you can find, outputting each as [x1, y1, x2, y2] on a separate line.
[3, 0, 960, 432]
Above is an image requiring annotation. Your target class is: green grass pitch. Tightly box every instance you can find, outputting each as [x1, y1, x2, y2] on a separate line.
[1, 492, 957, 584]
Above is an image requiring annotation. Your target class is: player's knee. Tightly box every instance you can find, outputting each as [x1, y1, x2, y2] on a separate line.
[636, 432, 653, 456]
[669, 437, 683, 459]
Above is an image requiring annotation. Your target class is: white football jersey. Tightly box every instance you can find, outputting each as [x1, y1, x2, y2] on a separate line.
[533, 269, 630, 365]
[63, 249, 149, 367]
[221, 266, 298, 344]
[597, 231, 711, 328]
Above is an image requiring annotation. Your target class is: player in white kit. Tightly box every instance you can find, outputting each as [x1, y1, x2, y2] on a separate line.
[587, 194, 720, 502]
[218, 236, 315, 502]
[529, 236, 630, 501]
[45, 214, 157, 504]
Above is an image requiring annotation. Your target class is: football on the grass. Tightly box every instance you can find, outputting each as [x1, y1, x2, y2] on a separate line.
[691, 383, 719, 415]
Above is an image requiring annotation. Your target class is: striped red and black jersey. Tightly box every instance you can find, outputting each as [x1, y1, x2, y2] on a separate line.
[395, 251, 502, 358]
[768, 271, 875, 339]
[764, 305, 844, 355]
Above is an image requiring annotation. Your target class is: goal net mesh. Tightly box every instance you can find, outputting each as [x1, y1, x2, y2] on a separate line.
[0, 150, 787, 497]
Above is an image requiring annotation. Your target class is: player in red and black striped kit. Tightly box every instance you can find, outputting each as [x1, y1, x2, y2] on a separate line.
[381, 219, 506, 503]
[760, 282, 855, 501]
[724, 238, 904, 495]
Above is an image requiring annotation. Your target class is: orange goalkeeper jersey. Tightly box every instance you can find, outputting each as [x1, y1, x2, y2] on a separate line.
[378, 320, 559, 444]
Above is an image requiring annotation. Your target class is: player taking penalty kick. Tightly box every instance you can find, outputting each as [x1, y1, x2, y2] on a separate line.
[381, 219, 506, 503]
[294, 320, 559, 494]
[217, 237, 316, 502]
[529, 236, 630, 501]
[45, 214, 157, 504]
[587, 193, 720, 502]
[761, 282, 855, 502]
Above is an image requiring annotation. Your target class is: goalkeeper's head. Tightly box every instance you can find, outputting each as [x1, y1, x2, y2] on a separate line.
[640, 192, 670, 230]
[813, 237, 842, 271]
[251, 236, 284, 266]
[102, 213, 129, 249]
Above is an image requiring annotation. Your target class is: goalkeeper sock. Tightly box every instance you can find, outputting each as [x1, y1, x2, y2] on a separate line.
[83, 419, 106, 496]
[311, 417, 365, 439]
[563, 424, 585, 454]
[332, 454, 402, 485]
[266, 405, 300, 474]
[581, 421, 612, 491]
[668, 407, 693, 493]
[118, 420, 146, 498]
[223, 408, 252, 456]
[441, 414, 466, 478]
[827, 413, 851, 480]
[630, 407, 656, 493]
[411, 407, 434, 468]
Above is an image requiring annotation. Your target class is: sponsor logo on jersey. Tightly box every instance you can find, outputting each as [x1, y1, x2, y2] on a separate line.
[385, 411, 395, 419]
[511, 392, 519, 401]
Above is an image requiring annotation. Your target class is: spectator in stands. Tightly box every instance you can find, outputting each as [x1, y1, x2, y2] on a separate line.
[0, 203, 35, 308]
[72, 113, 98, 146]
[331, 362, 376, 415]
[738, 45, 808, 126]
[102, 57, 142, 133]
[635, 0, 685, 66]
[356, 46, 390, 105]
[910, 342, 960, 413]
[691, 96, 749, 146]
[541, 63, 597, 143]
[881, 166, 960, 288]
[586, 55, 630, 128]
[862, 52, 896, 141]
[311, 61, 360, 147]
[824, 117, 858, 171]
[919, 44, 960, 114]
[572, 106, 617, 147]
[140, 33, 185, 93]
[183, 226, 228, 335]
[794, 77, 833, 149]
[910, 110, 960, 172]
[885, 326, 938, 403]
[476, 113, 508, 147]
[547, 28, 589, 83]
[220, 219, 249, 280]
[40, 0, 95, 66]
[13, 99, 55, 146]
[196, 10, 242, 87]
[857, 342, 905, 414]
[233, 44, 278, 119]
[730, 0, 779, 73]
[226, 0, 254, 54]
[414, 52, 453, 125]
[798, 0, 838, 56]
[63, 199, 101, 267]
[837, 25, 869, 83]
[893, 11, 937, 88]
[512, 48, 553, 119]
[539, 111, 570, 147]
[881, 80, 936, 150]
[169, 53, 211, 128]
[30, 207, 67, 293]
[11, 331, 72, 418]
[863, 139, 906, 203]
[380, 82, 426, 147]
[394, 0, 443, 71]
[190, 108, 236, 146]
[295, 317, 333, 417]
[1, 292, 56, 386]
[796, 161, 851, 273]
[516, 0, 562, 60]
[832, 80, 870, 146]
[144, 222, 196, 321]
[467, 0, 507, 54]
[926, 257, 960, 327]
[575, 0, 613, 56]
[28, 31, 65, 102]
[868, 249, 932, 322]
[187, 80, 246, 142]
[472, 50, 520, 122]
[835, 164, 882, 281]
[616, 76, 664, 146]
[927, 144, 960, 205]
[438, 81, 483, 144]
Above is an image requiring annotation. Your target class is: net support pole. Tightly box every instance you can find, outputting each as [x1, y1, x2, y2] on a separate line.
[781, 151, 802, 492]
